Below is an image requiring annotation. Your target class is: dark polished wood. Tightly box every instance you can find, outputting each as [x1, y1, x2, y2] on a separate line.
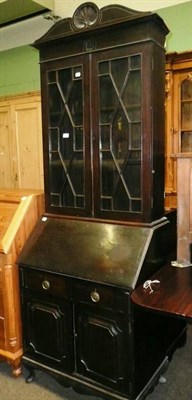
[131, 264, 192, 321]
[18, 4, 187, 400]
[18, 216, 173, 289]
[34, 2, 169, 224]
[20, 263, 187, 400]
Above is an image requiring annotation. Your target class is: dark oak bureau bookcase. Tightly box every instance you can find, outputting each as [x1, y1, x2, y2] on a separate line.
[18, 3, 186, 400]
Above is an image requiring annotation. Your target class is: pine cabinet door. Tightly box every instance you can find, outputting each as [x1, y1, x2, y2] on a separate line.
[0, 94, 44, 190]
[13, 101, 44, 189]
[0, 106, 14, 188]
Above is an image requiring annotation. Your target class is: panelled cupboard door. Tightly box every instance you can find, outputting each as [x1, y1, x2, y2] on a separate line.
[22, 294, 74, 372]
[74, 302, 130, 394]
[13, 102, 44, 190]
[0, 93, 44, 190]
[0, 106, 14, 188]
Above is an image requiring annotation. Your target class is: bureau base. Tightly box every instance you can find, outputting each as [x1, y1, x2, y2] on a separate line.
[22, 355, 171, 400]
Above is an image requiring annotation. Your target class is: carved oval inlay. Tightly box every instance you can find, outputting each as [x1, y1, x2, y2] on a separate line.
[72, 2, 99, 30]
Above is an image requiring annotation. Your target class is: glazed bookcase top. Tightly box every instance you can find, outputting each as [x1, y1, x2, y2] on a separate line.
[33, 2, 169, 223]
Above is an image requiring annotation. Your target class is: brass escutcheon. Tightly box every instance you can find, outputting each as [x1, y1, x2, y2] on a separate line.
[91, 290, 100, 303]
[42, 280, 50, 290]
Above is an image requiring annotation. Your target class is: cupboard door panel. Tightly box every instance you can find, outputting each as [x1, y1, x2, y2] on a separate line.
[22, 295, 74, 372]
[0, 107, 14, 188]
[0, 94, 44, 190]
[75, 303, 130, 394]
[14, 103, 43, 189]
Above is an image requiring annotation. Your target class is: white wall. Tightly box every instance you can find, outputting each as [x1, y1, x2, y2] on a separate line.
[0, 0, 190, 51]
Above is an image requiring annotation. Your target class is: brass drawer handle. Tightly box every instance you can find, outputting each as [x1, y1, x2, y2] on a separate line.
[42, 280, 50, 290]
[91, 290, 100, 303]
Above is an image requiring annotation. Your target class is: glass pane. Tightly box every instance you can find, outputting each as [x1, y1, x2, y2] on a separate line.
[49, 83, 63, 127]
[130, 55, 141, 70]
[60, 113, 73, 159]
[48, 66, 85, 209]
[75, 127, 83, 150]
[99, 61, 109, 74]
[99, 55, 142, 213]
[113, 180, 130, 211]
[100, 125, 110, 150]
[101, 152, 115, 196]
[181, 132, 192, 152]
[58, 68, 72, 99]
[123, 70, 141, 122]
[49, 128, 59, 151]
[181, 80, 192, 101]
[111, 58, 128, 92]
[99, 76, 117, 123]
[124, 155, 141, 198]
[48, 70, 56, 83]
[112, 107, 129, 160]
[68, 80, 83, 125]
[181, 103, 192, 131]
[69, 152, 84, 195]
[180, 80, 192, 152]
[51, 193, 61, 206]
[131, 123, 141, 148]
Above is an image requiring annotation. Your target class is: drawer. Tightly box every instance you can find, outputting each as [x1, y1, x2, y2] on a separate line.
[72, 280, 129, 312]
[21, 269, 69, 299]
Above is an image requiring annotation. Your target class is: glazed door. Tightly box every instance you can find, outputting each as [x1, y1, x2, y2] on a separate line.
[173, 72, 192, 153]
[41, 44, 165, 222]
[22, 293, 74, 372]
[172, 72, 192, 206]
[165, 70, 192, 209]
[74, 302, 131, 394]
[41, 55, 92, 216]
[92, 47, 143, 221]
[91, 42, 166, 223]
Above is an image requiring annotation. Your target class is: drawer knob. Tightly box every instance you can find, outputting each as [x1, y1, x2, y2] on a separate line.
[91, 290, 100, 303]
[42, 280, 50, 290]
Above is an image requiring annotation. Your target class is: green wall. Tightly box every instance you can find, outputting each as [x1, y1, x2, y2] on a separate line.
[0, 46, 40, 96]
[0, 1, 191, 97]
[158, 1, 192, 53]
